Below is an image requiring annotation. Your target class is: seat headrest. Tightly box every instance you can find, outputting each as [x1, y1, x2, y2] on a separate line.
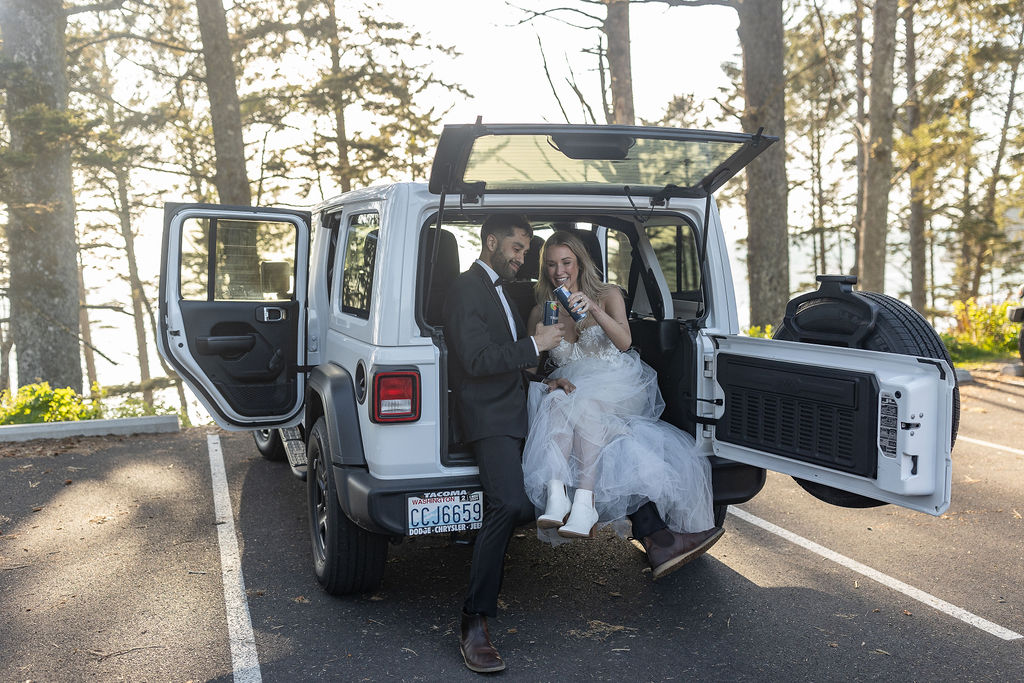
[425, 229, 460, 326]
[517, 235, 544, 281]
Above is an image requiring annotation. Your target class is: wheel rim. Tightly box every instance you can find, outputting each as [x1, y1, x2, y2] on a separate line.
[313, 445, 329, 560]
[255, 429, 273, 444]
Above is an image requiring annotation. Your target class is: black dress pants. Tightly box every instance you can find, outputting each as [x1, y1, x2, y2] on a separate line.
[628, 501, 669, 540]
[463, 435, 535, 617]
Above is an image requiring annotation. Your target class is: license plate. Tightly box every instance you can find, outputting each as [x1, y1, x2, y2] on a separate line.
[407, 489, 484, 535]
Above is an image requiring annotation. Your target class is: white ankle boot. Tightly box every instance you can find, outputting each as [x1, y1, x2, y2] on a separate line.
[557, 489, 599, 538]
[537, 479, 571, 529]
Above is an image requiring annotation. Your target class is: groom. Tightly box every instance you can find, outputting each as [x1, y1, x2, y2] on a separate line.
[444, 214, 721, 673]
[444, 214, 562, 673]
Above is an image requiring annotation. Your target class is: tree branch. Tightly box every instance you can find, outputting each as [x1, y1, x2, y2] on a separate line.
[564, 57, 598, 124]
[505, 2, 603, 29]
[67, 31, 198, 57]
[536, 35, 572, 123]
[64, 0, 128, 17]
[630, 0, 736, 8]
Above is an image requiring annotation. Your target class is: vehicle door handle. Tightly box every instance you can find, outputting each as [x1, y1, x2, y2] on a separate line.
[258, 306, 288, 322]
[196, 335, 256, 356]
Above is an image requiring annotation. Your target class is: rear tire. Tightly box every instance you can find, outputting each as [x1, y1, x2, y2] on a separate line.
[253, 429, 286, 461]
[775, 287, 960, 509]
[306, 418, 387, 594]
[1018, 328, 1024, 363]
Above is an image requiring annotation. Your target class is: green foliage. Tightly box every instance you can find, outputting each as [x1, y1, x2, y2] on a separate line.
[745, 324, 775, 339]
[104, 396, 176, 419]
[0, 383, 182, 425]
[0, 382, 103, 425]
[941, 299, 1021, 362]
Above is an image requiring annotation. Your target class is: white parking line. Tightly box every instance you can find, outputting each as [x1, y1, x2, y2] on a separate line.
[728, 507, 1023, 642]
[958, 435, 1024, 457]
[207, 434, 263, 682]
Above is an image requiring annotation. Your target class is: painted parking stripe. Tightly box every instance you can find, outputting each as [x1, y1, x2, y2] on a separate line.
[207, 434, 263, 682]
[958, 435, 1024, 457]
[728, 507, 1023, 642]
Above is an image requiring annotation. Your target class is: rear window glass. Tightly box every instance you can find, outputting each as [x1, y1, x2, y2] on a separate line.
[340, 212, 380, 319]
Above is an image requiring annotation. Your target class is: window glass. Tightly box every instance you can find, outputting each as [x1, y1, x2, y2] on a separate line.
[179, 217, 296, 301]
[340, 212, 380, 318]
[647, 223, 701, 299]
[461, 131, 751, 196]
[606, 229, 632, 288]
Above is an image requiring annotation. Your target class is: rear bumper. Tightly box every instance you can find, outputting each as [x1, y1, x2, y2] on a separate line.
[334, 466, 483, 536]
[334, 457, 765, 536]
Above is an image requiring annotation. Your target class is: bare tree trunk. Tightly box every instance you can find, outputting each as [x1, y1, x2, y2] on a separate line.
[955, 16, 977, 305]
[857, 0, 899, 293]
[736, 0, 789, 326]
[196, 0, 251, 205]
[115, 167, 154, 406]
[604, 0, 635, 124]
[852, 0, 866, 278]
[904, 3, 926, 313]
[0, 328, 11, 393]
[77, 255, 98, 390]
[0, 0, 83, 392]
[814, 121, 827, 275]
[325, 0, 353, 192]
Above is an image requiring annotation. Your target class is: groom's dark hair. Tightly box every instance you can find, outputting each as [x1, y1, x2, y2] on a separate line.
[480, 214, 532, 242]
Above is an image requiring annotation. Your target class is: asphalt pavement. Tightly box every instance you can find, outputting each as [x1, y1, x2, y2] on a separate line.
[2, 364, 1023, 681]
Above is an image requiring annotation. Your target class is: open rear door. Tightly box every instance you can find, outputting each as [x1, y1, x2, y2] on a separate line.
[707, 335, 955, 516]
[158, 203, 310, 430]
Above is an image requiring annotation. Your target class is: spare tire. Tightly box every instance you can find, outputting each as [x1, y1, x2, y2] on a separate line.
[773, 275, 960, 509]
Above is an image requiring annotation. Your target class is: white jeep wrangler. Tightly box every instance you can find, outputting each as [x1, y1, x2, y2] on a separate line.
[158, 123, 959, 595]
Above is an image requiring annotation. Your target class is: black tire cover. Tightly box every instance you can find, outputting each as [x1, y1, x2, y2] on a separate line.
[774, 280, 960, 508]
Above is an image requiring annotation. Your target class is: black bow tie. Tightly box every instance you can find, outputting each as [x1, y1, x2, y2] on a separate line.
[493, 278, 513, 288]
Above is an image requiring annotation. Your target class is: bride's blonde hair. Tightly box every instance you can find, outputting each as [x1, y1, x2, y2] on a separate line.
[533, 231, 614, 309]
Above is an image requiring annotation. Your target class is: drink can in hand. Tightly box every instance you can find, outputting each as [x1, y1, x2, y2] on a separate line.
[543, 300, 559, 325]
[554, 285, 586, 322]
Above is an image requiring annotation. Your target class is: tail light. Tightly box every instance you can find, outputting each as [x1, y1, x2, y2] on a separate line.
[372, 371, 420, 423]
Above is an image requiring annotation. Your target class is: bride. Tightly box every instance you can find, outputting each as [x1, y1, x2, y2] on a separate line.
[523, 231, 715, 544]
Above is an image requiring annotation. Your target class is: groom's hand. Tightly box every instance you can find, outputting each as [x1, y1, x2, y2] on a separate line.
[532, 321, 564, 352]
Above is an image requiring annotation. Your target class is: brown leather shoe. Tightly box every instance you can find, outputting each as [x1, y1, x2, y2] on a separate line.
[642, 527, 724, 580]
[460, 611, 506, 673]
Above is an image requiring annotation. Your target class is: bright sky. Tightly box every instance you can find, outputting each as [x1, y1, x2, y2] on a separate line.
[385, 0, 741, 126]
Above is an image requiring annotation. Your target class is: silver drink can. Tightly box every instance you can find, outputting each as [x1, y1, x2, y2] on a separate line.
[554, 285, 586, 322]
[543, 300, 559, 325]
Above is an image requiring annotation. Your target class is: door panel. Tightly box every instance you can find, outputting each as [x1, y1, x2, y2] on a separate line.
[179, 300, 299, 417]
[158, 204, 310, 429]
[715, 354, 879, 478]
[708, 335, 955, 516]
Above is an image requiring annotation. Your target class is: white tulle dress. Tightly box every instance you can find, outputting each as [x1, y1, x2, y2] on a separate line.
[523, 324, 714, 544]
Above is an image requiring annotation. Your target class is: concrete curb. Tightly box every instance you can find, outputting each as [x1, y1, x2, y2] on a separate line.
[0, 415, 181, 443]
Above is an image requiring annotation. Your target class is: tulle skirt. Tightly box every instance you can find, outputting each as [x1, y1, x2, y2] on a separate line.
[523, 350, 714, 545]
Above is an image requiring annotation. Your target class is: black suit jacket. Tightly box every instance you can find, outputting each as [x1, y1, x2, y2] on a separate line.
[444, 263, 539, 442]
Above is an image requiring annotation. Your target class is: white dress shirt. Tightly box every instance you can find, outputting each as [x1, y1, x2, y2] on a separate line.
[475, 259, 538, 354]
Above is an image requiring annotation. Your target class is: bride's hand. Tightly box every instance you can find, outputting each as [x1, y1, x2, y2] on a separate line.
[567, 291, 593, 316]
[545, 377, 575, 394]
